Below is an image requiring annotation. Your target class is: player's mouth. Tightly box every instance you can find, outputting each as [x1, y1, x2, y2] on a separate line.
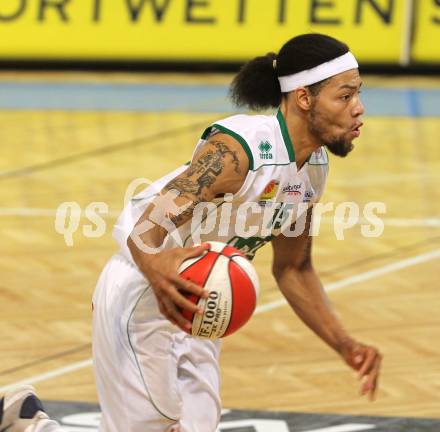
[350, 121, 363, 138]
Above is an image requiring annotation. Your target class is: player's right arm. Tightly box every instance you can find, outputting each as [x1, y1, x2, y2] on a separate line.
[127, 133, 249, 330]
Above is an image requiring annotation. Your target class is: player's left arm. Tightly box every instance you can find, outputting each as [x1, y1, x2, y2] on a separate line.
[271, 209, 382, 400]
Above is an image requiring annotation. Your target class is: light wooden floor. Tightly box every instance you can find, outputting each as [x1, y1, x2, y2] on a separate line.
[0, 73, 439, 419]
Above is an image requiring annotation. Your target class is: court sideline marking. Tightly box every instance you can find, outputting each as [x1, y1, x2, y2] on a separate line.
[1, 247, 440, 394]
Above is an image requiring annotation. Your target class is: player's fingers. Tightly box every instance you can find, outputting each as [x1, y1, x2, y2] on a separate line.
[369, 373, 380, 401]
[359, 355, 381, 399]
[157, 297, 178, 326]
[154, 287, 167, 313]
[162, 282, 201, 315]
[157, 296, 166, 315]
[344, 346, 364, 370]
[181, 243, 209, 259]
[364, 355, 382, 400]
[161, 297, 192, 331]
[172, 290, 203, 315]
[366, 375, 379, 401]
[360, 368, 377, 395]
[361, 369, 379, 401]
[357, 348, 377, 379]
[352, 350, 365, 368]
[171, 274, 208, 298]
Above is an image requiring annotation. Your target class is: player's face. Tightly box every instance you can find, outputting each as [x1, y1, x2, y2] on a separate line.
[308, 69, 364, 157]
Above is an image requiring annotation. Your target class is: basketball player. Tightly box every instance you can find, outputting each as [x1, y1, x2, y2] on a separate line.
[1, 33, 381, 432]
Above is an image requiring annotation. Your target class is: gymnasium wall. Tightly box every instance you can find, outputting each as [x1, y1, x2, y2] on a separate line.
[0, 0, 438, 66]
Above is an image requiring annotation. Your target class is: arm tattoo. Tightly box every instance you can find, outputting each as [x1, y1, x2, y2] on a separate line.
[187, 139, 242, 177]
[168, 198, 202, 226]
[163, 140, 241, 226]
[164, 140, 241, 198]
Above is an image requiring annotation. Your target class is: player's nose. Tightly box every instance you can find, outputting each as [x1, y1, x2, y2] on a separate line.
[353, 96, 365, 117]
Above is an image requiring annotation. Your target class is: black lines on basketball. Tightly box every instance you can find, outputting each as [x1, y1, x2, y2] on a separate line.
[179, 250, 221, 324]
[223, 259, 234, 338]
[223, 257, 256, 337]
[179, 242, 259, 339]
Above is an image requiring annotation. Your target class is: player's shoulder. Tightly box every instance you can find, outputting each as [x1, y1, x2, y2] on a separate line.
[199, 113, 278, 172]
[203, 113, 275, 140]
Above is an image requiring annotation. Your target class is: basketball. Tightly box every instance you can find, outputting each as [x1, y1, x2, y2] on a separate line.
[178, 241, 260, 339]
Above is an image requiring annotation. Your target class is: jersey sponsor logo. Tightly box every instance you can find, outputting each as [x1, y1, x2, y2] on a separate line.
[281, 183, 302, 196]
[258, 180, 279, 206]
[303, 190, 314, 203]
[258, 140, 273, 160]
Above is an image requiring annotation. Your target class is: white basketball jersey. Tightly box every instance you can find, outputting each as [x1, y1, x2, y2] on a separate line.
[113, 110, 328, 260]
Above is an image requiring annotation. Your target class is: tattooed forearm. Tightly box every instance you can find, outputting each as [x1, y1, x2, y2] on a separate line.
[160, 139, 244, 227]
[168, 198, 202, 226]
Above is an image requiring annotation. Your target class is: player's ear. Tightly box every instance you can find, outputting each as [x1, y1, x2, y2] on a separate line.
[293, 87, 313, 111]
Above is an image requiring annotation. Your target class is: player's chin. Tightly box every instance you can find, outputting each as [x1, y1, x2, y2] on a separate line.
[343, 142, 355, 156]
[341, 135, 357, 154]
[326, 140, 354, 158]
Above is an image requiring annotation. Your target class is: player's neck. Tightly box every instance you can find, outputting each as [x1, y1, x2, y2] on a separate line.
[280, 102, 321, 169]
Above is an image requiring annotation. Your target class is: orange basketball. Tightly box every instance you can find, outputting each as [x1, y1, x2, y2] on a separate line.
[178, 241, 260, 339]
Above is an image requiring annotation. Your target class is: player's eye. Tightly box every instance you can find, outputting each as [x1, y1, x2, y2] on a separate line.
[341, 94, 351, 101]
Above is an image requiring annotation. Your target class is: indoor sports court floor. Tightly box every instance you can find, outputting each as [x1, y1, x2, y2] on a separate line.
[0, 71, 439, 431]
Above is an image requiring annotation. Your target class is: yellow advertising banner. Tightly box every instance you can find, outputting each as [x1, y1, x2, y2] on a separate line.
[0, 0, 408, 63]
[412, 0, 440, 62]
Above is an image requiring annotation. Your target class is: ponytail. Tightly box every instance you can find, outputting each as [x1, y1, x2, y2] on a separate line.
[229, 52, 281, 111]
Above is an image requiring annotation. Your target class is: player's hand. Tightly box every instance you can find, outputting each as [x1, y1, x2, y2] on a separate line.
[340, 339, 382, 401]
[136, 244, 209, 331]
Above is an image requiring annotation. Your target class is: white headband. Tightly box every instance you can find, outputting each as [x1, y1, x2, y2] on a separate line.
[278, 52, 358, 93]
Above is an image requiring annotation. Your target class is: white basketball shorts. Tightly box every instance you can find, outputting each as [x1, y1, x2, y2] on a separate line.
[92, 253, 222, 432]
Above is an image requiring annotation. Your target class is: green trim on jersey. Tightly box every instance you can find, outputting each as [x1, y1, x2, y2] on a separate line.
[276, 110, 295, 162]
[202, 123, 254, 170]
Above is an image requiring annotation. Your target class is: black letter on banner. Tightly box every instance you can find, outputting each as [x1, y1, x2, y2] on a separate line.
[186, 0, 216, 24]
[355, 0, 394, 24]
[125, 0, 171, 22]
[93, 0, 101, 21]
[278, 0, 288, 23]
[310, 0, 341, 24]
[433, 0, 440, 24]
[237, 0, 246, 23]
[38, 0, 70, 21]
[0, 0, 26, 21]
